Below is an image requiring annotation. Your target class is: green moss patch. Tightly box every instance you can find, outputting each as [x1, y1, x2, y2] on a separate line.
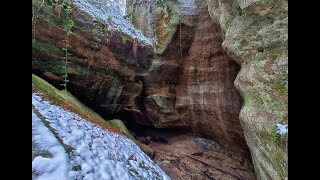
[32, 40, 62, 56]
[32, 74, 151, 155]
[109, 120, 136, 142]
[274, 77, 288, 96]
[258, 124, 287, 180]
[32, 74, 131, 140]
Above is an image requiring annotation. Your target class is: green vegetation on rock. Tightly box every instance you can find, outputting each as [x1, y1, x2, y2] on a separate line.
[32, 40, 62, 56]
[33, 74, 129, 139]
[109, 119, 136, 142]
[127, 0, 179, 55]
[207, 0, 288, 179]
[32, 74, 150, 155]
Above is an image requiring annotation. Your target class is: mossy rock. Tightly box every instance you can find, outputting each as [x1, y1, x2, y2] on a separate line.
[32, 74, 150, 154]
[109, 119, 136, 142]
[108, 120, 153, 157]
[33, 74, 127, 138]
[153, 3, 179, 55]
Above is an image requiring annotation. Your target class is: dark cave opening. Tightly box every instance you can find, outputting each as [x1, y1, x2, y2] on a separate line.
[113, 108, 189, 138]
[32, 69, 188, 145]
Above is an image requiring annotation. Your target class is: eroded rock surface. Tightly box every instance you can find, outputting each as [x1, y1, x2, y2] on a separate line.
[207, 0, 288, 179]
[126, 0, 249, 159]
[32, 0, 153, 118]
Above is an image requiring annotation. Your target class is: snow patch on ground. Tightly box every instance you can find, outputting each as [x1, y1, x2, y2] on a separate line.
[32, 93, 170, 180]
[73, 0, 154, 45]
[276, 124, 288, 135]
[32, 111, 69, 180]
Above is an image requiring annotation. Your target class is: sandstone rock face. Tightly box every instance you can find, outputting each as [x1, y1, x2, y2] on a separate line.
[207, 0, 288, 179]
[32, 0, 153, 118]
[33, 0, 288, 179]
[126, 0, 180, 54]
[127, 0, 250, 159]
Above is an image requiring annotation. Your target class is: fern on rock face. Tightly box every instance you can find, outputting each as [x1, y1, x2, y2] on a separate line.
[61, 4, 75, 98]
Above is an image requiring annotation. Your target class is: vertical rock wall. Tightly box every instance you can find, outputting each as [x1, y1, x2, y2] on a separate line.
[207, 0, 288, 179]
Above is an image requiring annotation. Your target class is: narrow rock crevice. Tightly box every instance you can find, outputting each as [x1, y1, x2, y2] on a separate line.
[131, 2, 250, 159]
[121, 1, 258, 179]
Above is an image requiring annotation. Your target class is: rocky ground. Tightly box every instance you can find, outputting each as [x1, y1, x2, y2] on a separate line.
[140, 135, 256, 180]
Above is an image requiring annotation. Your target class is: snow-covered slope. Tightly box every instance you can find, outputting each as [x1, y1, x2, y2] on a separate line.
[32, 92, 170, 180]
[73, 0, 154, 45]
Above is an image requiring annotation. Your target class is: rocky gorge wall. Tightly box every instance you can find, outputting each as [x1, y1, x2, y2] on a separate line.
[32, 0, 288, 179]
[127, 0, 288, 179]
[32, 0, 154, 118]
[126, 0, 250, 159]
[207, 0, 288, 179]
